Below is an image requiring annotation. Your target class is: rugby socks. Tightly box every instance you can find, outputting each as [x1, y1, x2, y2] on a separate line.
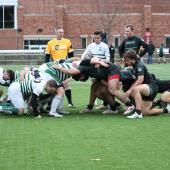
[110, 105, 117, 111]
[50, 96, 62, 113]
[0, 104, 18, 115]
[57, 96, 64, 111]
[87, 105, 94, 109]
[135, 109, 142, 115]
[65, 89, 74, 105]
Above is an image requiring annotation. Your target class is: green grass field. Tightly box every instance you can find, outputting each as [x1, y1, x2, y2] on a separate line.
[0, 64, 170, 170]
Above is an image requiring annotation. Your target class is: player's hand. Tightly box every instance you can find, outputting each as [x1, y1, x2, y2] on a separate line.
[52, 65, 60, 70]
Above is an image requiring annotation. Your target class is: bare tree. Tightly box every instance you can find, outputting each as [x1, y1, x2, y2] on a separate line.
[96, 0, 122, 42]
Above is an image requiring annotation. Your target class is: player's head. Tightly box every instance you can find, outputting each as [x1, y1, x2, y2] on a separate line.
[93, 31, 102, 44]
[125, 24, 134, 38]
[4, 70, 15, 81]
[45, 80, 61, 94]
[72, 73, 89, 82]
[123, 51, 138, 66]
[55, 26, 64, 40]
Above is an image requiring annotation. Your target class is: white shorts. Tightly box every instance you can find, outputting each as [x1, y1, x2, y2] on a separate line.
[8, 82, 25, 108]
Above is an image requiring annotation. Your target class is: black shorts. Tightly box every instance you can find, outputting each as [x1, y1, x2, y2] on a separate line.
[142, 83, 158, 101]
[156, 79, 170, 93]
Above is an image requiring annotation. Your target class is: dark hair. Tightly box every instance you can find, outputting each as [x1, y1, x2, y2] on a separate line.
[72, 74, 89, 82]
[6, 70, 15, 81]
[94, 31, 102, 37]
[46, 80, 60, 88]
[123, 51, 138, 61]
[125, 24, 134, 31]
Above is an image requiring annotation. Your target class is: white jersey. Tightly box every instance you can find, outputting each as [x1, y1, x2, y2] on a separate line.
[8, 72, 46, 108]
[82, 42, 110, 62]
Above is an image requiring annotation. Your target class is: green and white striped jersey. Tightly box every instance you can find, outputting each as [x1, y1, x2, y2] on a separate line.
[44, 61, 73, 84]
[20, 74, 33, 99]
[14, 70, 20, 82]
[20, 72, 45, 99]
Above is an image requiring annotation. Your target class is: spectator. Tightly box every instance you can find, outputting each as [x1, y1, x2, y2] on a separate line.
[147, 41, 155, 64]
[109, 42, 115, 63]
[119, 24, 150, 61]
[158, 43, 168, 64]
[101, 28, 108, 44]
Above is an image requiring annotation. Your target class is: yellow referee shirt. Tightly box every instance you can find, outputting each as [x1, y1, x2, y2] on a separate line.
[45, 38, 74, 60]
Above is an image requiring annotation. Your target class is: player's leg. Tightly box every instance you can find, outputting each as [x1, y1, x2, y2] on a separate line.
[1, 82, 25, 115]
[63, 79, 76, 108]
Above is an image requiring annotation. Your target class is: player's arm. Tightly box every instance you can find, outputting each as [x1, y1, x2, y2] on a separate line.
[30, 93, 40, 117]
[68, 51, 74, 58]
[67, 42, 74, 58]
[66, 57, 81, 62]
[52, 65, 81, 75]
[45, 54, 51, 63]
[138, 38, 150, 57]
[90, 57, 109, 67]
[118, 41, 125, 59]
[104, 46, 111, 63]
[19, 67, 30, 81]
[125, 67, 144, 97]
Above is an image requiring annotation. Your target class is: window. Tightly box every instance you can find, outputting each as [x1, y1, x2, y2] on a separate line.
[0, 0, 18, 29]
[80, 35, 88, 49]
[24, 39, 49, 50]
[112, 35, 120, 48]
[81, 38, 87, 49]
[166, 37, 170, 48]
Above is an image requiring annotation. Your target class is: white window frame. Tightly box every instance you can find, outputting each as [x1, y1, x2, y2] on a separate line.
[23, 35, 54, 50]
[0, 0, 18, 29]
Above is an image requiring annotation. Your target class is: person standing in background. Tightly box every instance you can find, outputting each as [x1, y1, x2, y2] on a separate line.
[109, 42, 115, 63]
[45, 26, 75, 108]
[158, 43, 168, 64]
[119, 25, 150, 61]
[101, 28, 108, 44]
[147, 41, 155, 64]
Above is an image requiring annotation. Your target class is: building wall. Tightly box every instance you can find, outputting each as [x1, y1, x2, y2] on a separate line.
[0, 0, 170, 49]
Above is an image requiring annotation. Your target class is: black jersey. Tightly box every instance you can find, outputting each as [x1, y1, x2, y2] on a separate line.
[119, 36, 149, 57]
[132, 61, 155, 84]
[77, 63, 120, 81]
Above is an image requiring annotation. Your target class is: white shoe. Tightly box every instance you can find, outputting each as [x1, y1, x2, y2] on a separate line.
[68, 104, 76, 108]
[166, 104, 170, 113]
[35, 115, 42, 119]
[49, 112, 63, 118]
[102, 109, 118, 115]
[123, 105, 135, 115]
[58, 110, 70, 115]
[127, 112, 143, 119]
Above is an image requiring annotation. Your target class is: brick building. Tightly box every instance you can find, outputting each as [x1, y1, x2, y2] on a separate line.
[0, 0, 170, 50]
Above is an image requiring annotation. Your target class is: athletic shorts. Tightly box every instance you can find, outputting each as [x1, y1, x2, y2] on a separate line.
[142, 83, 158, 101]
[156, 80, 170, 93]
[107, 65, 120, 81]
[8, 82, 25, 108]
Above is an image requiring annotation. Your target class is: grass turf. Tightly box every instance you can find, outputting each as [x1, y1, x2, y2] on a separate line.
[0, 64, 170, 170]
